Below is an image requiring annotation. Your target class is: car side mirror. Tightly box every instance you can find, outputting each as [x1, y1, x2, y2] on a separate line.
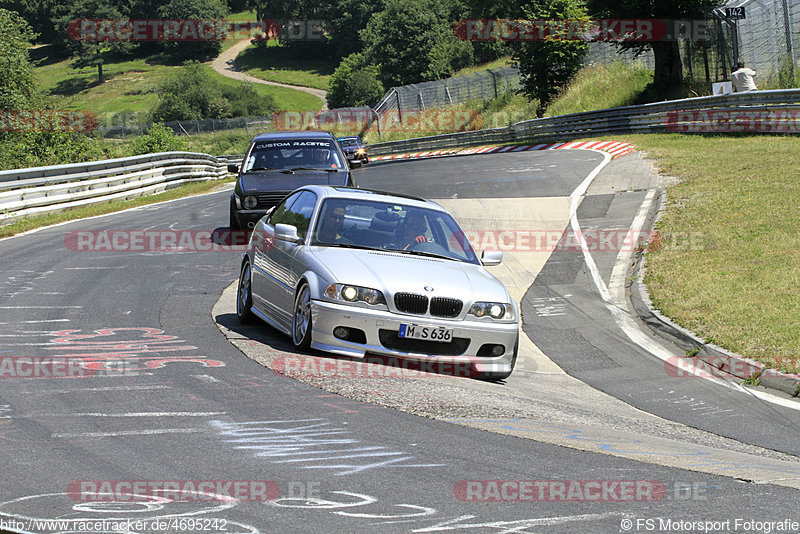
[350, 160, 363, 169]
[481, 250, 503, 266]
[275, 223, 302, 244]
[227, 164, 239, 173]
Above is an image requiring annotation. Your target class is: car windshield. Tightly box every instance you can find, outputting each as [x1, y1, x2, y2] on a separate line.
[243, 139, 344, 172]
[311, 198, 480, 264]
[338, 138, 361, 147]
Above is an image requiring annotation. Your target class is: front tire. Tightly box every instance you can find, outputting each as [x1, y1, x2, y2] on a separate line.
[236, 261, 254, 323]
[292, 283, 312, 350]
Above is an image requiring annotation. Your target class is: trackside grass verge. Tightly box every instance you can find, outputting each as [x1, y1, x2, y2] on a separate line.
[233, 40, 334, 90]
[0, 179, 230, 239]
[619, 134, 800, 372]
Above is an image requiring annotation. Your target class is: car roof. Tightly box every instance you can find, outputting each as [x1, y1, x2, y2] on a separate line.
[337, 136, 362, 141]
[301, 185, 443, 211]
[252, 131, 336, 141]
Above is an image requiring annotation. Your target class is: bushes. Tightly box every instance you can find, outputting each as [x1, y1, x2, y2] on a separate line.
[127, 122, 188, 155]
[151, 61, 276, 122]
[327, 53, 385, 108]
[0, 132, 114, 171]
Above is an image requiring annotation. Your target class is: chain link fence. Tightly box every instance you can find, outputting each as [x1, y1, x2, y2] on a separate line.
[724, 0, 799, 79]
[373, 67, 521, 115]
[588, 1, 799, 84]
[98, 116, 276, 139]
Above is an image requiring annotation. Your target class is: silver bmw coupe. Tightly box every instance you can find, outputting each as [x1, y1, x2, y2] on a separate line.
[236, 185, 519, 379]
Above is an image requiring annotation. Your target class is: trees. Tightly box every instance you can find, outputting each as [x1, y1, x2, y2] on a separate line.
[0, 8, 111, 170]
[157, 0, 229, 60]
[327, 52, 384, 108]
[360, 0, 472, 88]
[0, 8, 39, 110]
[55, 0, 135, 83]
[151, 61, 276, 122]
[586, 0, 722, 90]
[322, 0, 385, 59]
[1, 0, 70, 44]
[465, 0, 588, 115]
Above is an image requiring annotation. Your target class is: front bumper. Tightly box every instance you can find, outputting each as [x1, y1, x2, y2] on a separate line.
[309, 299, 518, 375]
[344, 151, 368, 162]
[232, 209, 267, 229]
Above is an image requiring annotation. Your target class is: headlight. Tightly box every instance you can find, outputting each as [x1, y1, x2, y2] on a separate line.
[469, 302, 513, 320]
[243, 195, 258, 209]
[356, 148, 365, 155]
[325, 284, 387, 307]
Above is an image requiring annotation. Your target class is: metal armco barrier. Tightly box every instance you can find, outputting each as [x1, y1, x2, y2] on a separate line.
[0, 152, 238, 222]
[367, 88, 800, 156]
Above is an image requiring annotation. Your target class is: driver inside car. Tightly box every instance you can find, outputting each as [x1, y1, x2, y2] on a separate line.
[316, 205, 352, 244]
[399, 211, 429, 250]
[310, 148, 338, 169]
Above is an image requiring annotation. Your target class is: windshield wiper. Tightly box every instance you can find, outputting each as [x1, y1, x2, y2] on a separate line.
[287, 167, 339, 172]
[393, 249, 458, 262]
[313, 242, 375, 250]
[246, 166, 280, 172]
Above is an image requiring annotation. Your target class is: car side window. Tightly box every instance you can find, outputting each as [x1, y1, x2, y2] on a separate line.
[268, 192, 302, 227]
[271, 191, 317, 239]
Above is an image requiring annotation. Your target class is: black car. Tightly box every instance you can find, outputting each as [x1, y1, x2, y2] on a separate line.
[337, 136, 369, 164]
[229, 131, 358, 230]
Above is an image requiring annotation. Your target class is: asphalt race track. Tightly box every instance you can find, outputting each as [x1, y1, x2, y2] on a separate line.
[0, 149, 799, 533]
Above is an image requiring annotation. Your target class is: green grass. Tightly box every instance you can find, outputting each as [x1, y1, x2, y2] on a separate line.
[233, 39, 334, 90]
[220, 10, 259, 52]
[175, 130, 253, 155]
[452, 56, 513, 77]
[545, 62, 653, 117]
[198, 64, 322, 112]
[620, 133, 800, 371]
[0, 179, 230, 239]
[34, 52, 171, 121]
[30, 10, 323, 126]
[32, 51, 322, 127]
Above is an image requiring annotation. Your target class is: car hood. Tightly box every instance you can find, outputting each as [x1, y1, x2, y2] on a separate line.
[309, 247, 510, 303]
[239, 170, 347, 192]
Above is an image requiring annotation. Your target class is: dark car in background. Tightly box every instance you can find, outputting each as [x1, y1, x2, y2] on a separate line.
[229, 131, 359, 230]
[337, 136, 369, 164]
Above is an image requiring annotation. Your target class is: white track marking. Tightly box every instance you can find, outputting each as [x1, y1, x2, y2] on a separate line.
[52, 428, 205, 438]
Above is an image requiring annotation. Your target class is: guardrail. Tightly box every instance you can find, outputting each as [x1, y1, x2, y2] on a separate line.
[0, 152, 238, 222]
[367, 88, 800, 156]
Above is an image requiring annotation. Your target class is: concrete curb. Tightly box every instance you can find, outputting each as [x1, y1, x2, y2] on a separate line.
[628, 191, 800, 399]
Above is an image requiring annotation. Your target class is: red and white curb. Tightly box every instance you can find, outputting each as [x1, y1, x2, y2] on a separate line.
[372, 140, 637, 162]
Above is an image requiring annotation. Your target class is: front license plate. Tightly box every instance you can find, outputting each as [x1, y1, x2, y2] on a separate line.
[398, 324, 453, 343]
